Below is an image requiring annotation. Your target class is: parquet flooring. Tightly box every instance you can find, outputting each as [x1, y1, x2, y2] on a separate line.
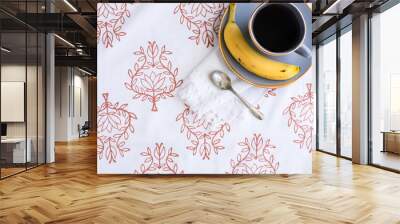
[1, 135, 400, 224]
[0, 167, 26, 178]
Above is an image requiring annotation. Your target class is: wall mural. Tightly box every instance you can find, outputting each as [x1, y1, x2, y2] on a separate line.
[97, 3, 315, 174]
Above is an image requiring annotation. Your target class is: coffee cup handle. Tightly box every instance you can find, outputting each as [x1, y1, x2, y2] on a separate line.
[295, 45, 311, 58]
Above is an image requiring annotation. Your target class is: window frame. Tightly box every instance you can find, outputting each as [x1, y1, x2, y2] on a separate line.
[316, 24, 353, 160]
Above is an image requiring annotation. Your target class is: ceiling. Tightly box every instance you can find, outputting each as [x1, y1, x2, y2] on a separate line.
[312, 0, 391, 43]
[0, 0, 97, 73]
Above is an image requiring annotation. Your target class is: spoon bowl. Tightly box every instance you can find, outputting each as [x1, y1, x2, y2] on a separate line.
[209, 70, 264, 120]
[210, 71, 232, 90]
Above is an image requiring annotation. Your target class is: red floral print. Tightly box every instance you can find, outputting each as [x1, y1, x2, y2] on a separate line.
[264, 88, 277, 98]
[176, 105, 230, 160]
[174, 3, 227, 48]
[97, 93, 137, 163]
[134, 143, 184, 174]
[125, 41, 183, 112]
[229, 134, 279, 174]
[283, 83, 314, 152]
[97, 3, 132, 48]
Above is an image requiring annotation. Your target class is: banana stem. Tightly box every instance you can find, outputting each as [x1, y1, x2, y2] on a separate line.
[228, 3, 236, 23]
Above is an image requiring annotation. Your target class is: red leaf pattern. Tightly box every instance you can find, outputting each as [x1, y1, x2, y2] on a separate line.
[282, 83, 314, 152]
[97, 3, 132, 48]
[174, 3, 227, 48]
[97, 93, 137, 163]
[125, 41, 183, 112]
[264, 88, 277, 98]
[134, 143, 184, 174]
[176, 105, 230, 160]
[229, 134, 279, 174]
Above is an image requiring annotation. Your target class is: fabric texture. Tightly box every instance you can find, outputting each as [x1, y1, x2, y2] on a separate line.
[97, 3, 315, 174]
[177, 49, 262, 130]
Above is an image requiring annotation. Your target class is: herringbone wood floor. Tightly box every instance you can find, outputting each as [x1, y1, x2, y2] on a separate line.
[0, 136, 400, 224]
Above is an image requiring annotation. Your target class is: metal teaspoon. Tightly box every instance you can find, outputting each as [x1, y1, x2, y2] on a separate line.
[209, 70, 264, 120]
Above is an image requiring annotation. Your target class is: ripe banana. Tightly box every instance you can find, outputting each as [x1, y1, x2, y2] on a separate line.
[223, 3, 300, 81]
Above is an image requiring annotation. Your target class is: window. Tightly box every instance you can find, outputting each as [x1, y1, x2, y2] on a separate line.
[317, 36, 337, 154]
[317, 26, 353, 159]
[0, 1, 47, 179]
[389, 75, 400, 130]
[339, 28, 352, 158]
[370, 2, 400, 171]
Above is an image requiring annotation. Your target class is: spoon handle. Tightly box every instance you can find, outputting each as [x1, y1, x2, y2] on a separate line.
[230, 88, 264, 120]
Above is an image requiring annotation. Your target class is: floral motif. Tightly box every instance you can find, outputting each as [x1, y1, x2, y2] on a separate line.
[174, 3, 227, 48]
[97, 3, 132, 48]
[134, 143, 184, 174]
[282, 83, 314, 152]
[125, 41, 183, 112]
[97, 93, 137, 163]
[229, 134, 279, 174]
[264, 88, 277, 98]
[176, 105, 230, 160]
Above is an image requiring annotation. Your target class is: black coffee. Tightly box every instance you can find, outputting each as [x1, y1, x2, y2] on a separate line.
[253, 4, 303, 53]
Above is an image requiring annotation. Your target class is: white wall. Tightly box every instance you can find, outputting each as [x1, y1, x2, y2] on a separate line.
[1, 65, 38, 137]
[1, 65, 26, 140]
[1, 65, 27, 142]
[55, 67, 89, 141]
[1, 63, 46, 164]
[312, 46, 317, 151]
[55, 66, 69, 141]
[71, 72, 89, 138]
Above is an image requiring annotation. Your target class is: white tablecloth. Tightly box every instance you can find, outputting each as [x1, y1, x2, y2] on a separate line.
[97, 3, 315, 174]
